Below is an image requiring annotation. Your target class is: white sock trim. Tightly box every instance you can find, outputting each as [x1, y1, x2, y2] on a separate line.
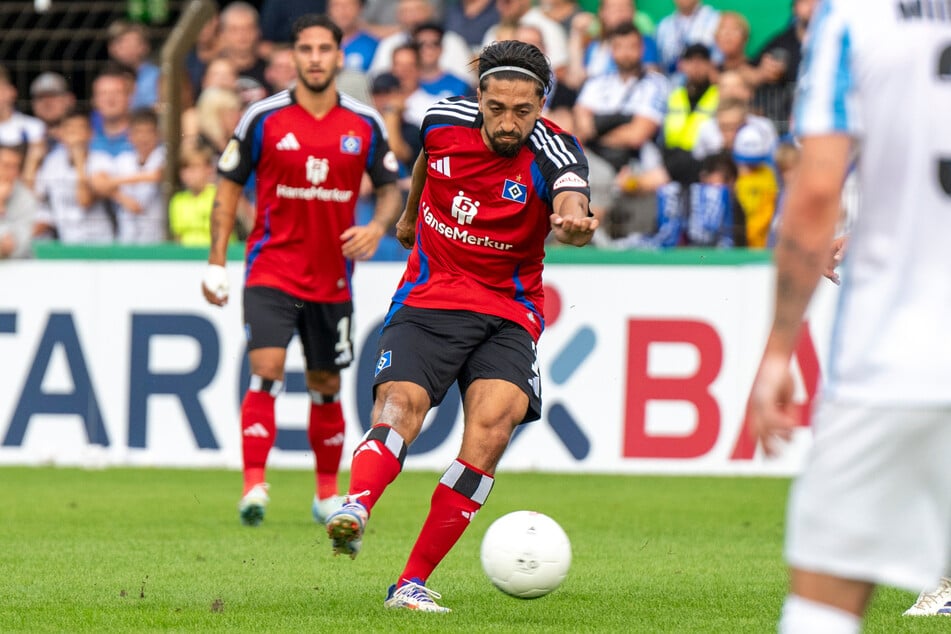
[249, 375, 283, 396]
[780, 594, 861, 634]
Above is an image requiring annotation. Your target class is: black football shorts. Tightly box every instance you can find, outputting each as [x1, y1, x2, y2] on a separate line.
[372, 305, 542, 423]
[243, 285, 354, 371]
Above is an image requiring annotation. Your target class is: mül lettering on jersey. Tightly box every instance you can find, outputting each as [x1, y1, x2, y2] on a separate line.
[897, 0, 951, 21]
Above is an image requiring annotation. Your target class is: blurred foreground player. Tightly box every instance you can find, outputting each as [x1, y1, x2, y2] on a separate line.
[202, 14, 401, 526]
[325, 40, 597, 612]
[748, 1, 951, 631]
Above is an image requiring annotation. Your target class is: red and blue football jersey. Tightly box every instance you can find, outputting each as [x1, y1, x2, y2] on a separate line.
[218, 90, 398, 302]
[390, 97, 590, 340]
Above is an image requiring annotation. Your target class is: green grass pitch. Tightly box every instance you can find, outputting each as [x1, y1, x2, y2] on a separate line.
[0, 467, 943, 633]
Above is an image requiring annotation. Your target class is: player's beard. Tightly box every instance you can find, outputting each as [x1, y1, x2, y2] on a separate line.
[298, 64, 339, 95]
[488, 130, 528, 158]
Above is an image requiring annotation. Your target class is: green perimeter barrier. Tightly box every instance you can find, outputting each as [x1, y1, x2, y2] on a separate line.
[31, 242, 773, 266]
[578, 0, 794, 57]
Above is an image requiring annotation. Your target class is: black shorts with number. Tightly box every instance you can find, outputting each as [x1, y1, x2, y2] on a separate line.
[243, 285, 353, 371]
[373, 305, 542, 424]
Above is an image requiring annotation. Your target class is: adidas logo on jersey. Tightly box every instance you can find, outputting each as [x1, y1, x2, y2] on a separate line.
[243, 422, 271, 438]
[429, 156, 451, 176]
[276, 133, 301, 150]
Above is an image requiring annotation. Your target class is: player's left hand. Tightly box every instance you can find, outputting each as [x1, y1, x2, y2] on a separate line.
[550, 213, 599, 247]
[341, 220, 385, 260]
[747, 354, 797, 457]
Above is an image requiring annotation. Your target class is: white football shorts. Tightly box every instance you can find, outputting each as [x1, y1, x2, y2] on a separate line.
[785, 401, 951, 592]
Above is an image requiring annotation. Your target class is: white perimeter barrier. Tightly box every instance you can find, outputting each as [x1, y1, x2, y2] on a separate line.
[0, 259, 839, 475]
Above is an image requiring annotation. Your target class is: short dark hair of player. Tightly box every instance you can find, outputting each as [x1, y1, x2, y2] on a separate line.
[291, 14, 343, 47]
[476, 40, 552, 99]
[130, 106, 159, 128]
[605, 21, 642, 41]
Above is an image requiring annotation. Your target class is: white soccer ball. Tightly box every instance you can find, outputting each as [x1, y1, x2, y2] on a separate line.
[480, 510, 572, 599]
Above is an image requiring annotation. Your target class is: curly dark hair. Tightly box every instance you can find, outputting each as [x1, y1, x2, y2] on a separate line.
[475, 40, 552, 98]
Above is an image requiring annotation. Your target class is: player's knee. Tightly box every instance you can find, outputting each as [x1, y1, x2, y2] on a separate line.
[374, 383, 430, 436]
[306, 370, 340, 396]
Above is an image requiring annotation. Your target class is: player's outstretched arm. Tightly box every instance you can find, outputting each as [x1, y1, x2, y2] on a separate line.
[341, 182, 402, 260]
[395, 151, 427, 249]
[202, 178, 242, 307]
[550, 190, 598, 247]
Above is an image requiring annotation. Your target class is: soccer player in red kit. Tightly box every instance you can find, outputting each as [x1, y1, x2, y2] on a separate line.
[325, 40, 598, 612]
[201, 14, 402, 527]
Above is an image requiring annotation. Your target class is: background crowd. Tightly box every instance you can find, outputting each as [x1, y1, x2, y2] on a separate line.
[0, 0, 825, 259]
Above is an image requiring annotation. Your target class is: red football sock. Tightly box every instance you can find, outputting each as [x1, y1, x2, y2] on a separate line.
[399, 460, 493, 584]
[308, 400, 345, 499]
[241, 388, 276, 494]
[347, 424, 405, 513]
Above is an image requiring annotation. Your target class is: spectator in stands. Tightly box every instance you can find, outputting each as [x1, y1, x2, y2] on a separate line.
[513, 22, 576, 133]
[29, 72, 75, 151]
[662, 43, 718, 184]
[655, 0, 720, 75]
[264, 44, 296, 93]
[258, 0, 327, 58]
[412, 22, 472, 98]
[329, 0, 379, 73]
[218, 2, 269, 91]
[185, 11, 221, 100]
[767, 139, 800, 248]
[0, 66, 46, 191]
[732, 123, 778, 248]
[750, 0, 817, 135]
[90, 108, 166, 244]
[389, 44, 434, 129]
[692, 95, 778, 162]
[716, 68, 754, 104]
[443, 0, 499, 53]
[574, 23, 669, 172]
[482, 0, 568, 78]
[34, 109, 114, 244]
[540, 0, 582, 33]
[169, 144, 217, 247]
[90, 63, 135, 157]
[369, 72, 420, 176]
[360, 0, 416, 40]
[712, 11, 755, 83]
[0, 145, 37, 259]
[646, 150, 745, 248]
[189, 86, 253, 236]
[369, 0, 471, 81]
[106, 20, 160, 110]
[202, 57, 240, 93]
[573, 22, 669, 234]
[236, 77, 269, 108]
[193, 86, 242, 162]
[566, 0, 658, 91]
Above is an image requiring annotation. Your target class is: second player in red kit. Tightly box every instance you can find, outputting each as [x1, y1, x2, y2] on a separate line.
[202, 14, 401, 527]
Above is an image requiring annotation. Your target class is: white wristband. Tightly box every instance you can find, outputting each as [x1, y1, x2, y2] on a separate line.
[202, 264, 230, 300]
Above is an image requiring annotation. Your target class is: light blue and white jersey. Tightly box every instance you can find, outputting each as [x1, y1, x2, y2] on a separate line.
[795, 0, 951, 404]
[576, 70, 670, 124]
